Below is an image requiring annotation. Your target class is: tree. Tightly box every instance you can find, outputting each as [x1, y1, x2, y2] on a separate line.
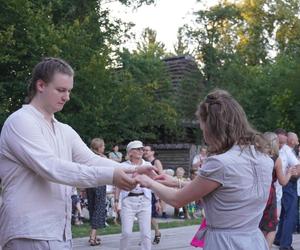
[177, 0, 300, 135]
[173, 27, 190, 56]
[113, 29, 180, 143]
[0, 0, 157, 139]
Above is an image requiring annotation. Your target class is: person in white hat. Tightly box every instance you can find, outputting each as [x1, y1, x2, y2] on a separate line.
[115, 140, 153, 250]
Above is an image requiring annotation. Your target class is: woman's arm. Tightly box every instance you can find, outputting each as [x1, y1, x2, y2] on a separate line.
[154, 159, 164, 175]
[154, 173, 190, 188]
[135, 174, 220, 208]
[276, 157, 297, 186]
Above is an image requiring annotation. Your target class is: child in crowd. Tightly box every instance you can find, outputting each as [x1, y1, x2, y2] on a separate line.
[71, 187, 83, 225]
[160, 169, 175, 219]
[106, 185, 118, 225]
[187, 169, 200, 219]
[174, 167, 190, 219]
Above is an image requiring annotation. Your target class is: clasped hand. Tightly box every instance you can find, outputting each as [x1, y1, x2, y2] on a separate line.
[113, 165, 158, 191]
[135, 172, 179, 189]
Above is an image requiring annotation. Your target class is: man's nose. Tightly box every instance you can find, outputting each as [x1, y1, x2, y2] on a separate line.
[64, 92, 70, 101]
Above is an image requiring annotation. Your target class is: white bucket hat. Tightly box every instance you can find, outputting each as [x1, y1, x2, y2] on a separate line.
[126, 140, 144, 152]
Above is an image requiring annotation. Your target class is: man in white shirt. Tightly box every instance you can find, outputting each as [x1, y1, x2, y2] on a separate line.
[274, 130, 300, 250]
[0, 58, 139, 250]
[115, 140, 153, 250]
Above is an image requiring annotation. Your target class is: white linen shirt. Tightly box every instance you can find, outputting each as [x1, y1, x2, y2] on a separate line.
[275, 144, 299, 201]
[119, 159, 152, 201]
[0, 105, 121, 246]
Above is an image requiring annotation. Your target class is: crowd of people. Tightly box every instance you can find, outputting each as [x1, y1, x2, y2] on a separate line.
[71, 140, 203, 247]
[0, 57, 300, 250]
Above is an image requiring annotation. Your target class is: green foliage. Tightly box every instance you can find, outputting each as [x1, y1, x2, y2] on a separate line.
[173, 27, 190, 56]
[4, 0, 300, 142]
[181, 0, 300, 134]
[113, 44, 179, 143]
[0, 3, 181, 144]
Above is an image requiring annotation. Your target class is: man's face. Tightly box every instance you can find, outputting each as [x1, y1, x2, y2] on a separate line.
[37, 72, 73, 114]
[292, 136, 299, 147]
[143, 146, 153, 160]
[277, 133, 287, 148]
[129, 147, 144, 160]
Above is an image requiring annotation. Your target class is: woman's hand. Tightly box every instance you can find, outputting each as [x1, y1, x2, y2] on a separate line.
[288, 166, 298, 177]
[135, 165, 158, 179]
[154, 173, 178, 188]
[134, 174, 155, 188]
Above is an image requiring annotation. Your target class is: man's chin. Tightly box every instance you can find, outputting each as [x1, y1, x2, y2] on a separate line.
[55, 106, 64, 112]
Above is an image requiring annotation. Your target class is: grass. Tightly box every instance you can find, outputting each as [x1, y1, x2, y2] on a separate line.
[72, 218, 201, 238]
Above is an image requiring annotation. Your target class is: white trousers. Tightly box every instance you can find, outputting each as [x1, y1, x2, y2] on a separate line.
[120, 196, 151, 250]
[3, 238, 72, 250]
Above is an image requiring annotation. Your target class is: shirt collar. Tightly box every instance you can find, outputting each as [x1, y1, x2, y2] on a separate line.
[23, 104, 58, 123]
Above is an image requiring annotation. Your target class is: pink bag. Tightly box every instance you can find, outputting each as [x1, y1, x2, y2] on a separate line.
[190, 218, 206, 248]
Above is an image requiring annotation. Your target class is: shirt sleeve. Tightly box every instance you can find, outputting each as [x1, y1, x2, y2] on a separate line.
[198, 157, 225, 185]
[192, 155, 199, 164]
[68, 126, 120, 169]
[286, 148, 299, 167]
[1, 113, 116, 188]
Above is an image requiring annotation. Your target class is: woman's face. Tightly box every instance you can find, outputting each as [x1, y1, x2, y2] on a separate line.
[98, 144, 105, 154]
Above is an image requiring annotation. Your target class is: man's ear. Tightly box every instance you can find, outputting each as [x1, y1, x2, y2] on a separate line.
[36, 79, 46, 93]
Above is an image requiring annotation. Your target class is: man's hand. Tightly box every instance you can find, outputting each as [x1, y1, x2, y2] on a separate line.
[113, 168, 137, 191]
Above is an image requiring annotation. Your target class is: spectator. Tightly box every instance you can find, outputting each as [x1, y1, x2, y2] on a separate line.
[192, 146, 208, 170]
[106, 184, 118, 224]
[143, 145, 162, 244]
[259, 132, 296, 249]
[71, 187, 83, 225]
[274, 131, 300, 250]
[109, 144, 123, 163]
[187, 169, 200, 219]
[116, 140, 153, 250]
[160, 168, 175, 219]
[86, 138, 107, 246]
[174, 167, 190, 219]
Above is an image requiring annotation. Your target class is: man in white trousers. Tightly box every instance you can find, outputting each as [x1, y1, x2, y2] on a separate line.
[116, 140, 152, 250]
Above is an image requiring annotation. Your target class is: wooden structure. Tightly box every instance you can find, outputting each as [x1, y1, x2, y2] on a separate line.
[163, 55, 205, 143]
[152, 143, 201, 177]
[154, 56, 205, 173]
[163, 55, 204, 122]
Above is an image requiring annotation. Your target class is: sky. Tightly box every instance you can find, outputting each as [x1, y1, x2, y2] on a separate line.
[103, 0, 219, 52]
